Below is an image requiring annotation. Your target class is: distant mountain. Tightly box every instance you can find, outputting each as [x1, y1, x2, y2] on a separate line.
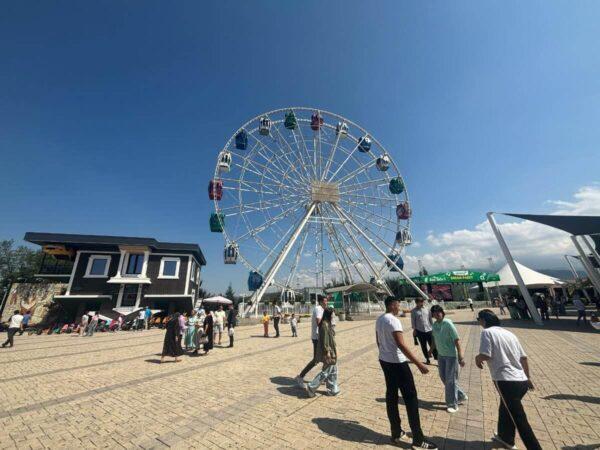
[536, 269, 584, 280]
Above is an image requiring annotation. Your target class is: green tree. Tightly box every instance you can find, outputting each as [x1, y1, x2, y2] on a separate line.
[0, 240, 44, 291]
[224, 283, 235, 301]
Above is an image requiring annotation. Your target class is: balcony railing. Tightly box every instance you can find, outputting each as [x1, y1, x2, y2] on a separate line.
[37, 254, 74, 276]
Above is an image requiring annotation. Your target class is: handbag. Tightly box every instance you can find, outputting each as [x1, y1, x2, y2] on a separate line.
[197, 330, 208, 345]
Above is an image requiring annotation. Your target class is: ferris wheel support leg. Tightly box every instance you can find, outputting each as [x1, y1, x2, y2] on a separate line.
[333, 205, 429, 301]
[332, 207, 393, 297]
[244, 203, 317, 317]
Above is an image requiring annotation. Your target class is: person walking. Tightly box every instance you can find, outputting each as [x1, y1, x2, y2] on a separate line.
[273, 302, 282, 337]
[467, 297, 474, 312]
[79, 312, 89, 336]
[262, 311, 270, 337]
[226, 304, 237, 348]
[295, 295, 328, 386]
[85, 312, 99, 337]
[498, 297, 507, 316]
[573, 294, 587, 326]
[177, 312, 187, 348]
[290, 313, 298, 337]
[161, 313, 183, 363]
[213, 305, 226, 345]
[305, 308, 339, 397]
[411, 298, 437, 365]
[429, 305, 467, 413]
[144, 306, 152, 330]
[475, 309, 542, 450]
[202, 310, 214, 355]
[2, 310, 24, 348]
[376, 297, 438, 449]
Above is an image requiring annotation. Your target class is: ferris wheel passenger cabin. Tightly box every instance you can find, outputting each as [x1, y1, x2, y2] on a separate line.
[357, 136, 372, 152]
[210, 213, 225, 232]
[389, 177, 405, 194]
[335, 121, 349, 137]
[235, 130, 248, 150]
[248, 271, 263, 291]
[281, 289, 295, 303]
[224, 244, 238, 264]
[386, 253, 404, 271]
[284, 110, 297, 130]
[396, 202, 411, 220]
[376, 154, 391, 171]
[259, 116, 271, 135]
[310, 113, 323, 131]
[218, 151, 232, 173]
[208, 179, 223, 201]
[398, 229, 412, 245]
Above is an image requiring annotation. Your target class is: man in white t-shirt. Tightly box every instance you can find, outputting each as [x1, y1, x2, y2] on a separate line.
[375, 298, 438, 450]
[2, 310, 24, 348]
[467, 297, 474, 312]
[213, 305, 227, 345]
[137, 309, 146, 331]
[475, 309, 541, 450]
[296, 295, 328, 386]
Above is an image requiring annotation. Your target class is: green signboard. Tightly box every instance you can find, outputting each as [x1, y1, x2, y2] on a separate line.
[401, 270, 500, 285]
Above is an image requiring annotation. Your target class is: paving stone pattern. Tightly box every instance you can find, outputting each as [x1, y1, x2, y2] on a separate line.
[0, 309, 598, 449]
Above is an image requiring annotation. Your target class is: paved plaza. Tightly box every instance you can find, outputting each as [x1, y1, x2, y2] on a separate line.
[0, 309, 599, 450]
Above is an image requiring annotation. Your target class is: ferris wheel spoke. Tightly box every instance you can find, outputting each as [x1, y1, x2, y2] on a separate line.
[234, 200, 305, 243]
[321, 127, 343, 182]
[335, 159, 378, 186]
[338, 177, 391, 194]
[283, 225, 310, 287]
[326, 138, 361, 182]
[232, 160, 302, 194]
[286, 119, 318, 180]
[268, 117, 315, 182]
[256, 211, 305, 272]
[250, 135, 310, 188]
[339, 192, 398, 204]
[339, 199, 395, 227]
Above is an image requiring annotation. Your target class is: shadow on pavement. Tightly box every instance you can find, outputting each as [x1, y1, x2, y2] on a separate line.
[311, 418, 402, 446]
[441, 437, 500, 449]
[544, 394, 600, 405]
[144, 359, 163, 364]
[561, 445, 600, 450]
[375, 397, 446, 411]
[276, 386, 308, 399]
[580, 361, 600, 367]
[270, 376, 296, 386]
[453, 317, 599, 334]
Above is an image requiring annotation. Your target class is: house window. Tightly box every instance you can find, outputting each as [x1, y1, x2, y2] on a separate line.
[85, 255, 111, 278]
[190, 261, 196, 282]
[159, 257, 180, 279]
[125, 254, 144, 275]
[121, 285, 138, 307]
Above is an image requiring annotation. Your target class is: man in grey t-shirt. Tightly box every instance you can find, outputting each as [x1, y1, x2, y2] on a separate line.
[411, 298, 437, 364]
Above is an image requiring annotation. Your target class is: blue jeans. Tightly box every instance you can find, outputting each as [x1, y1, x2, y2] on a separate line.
[437, 355, 466, 408]
[307, 364, 339, 395]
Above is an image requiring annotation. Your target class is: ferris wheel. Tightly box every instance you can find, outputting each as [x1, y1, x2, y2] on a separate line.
[209, 107, 427, 315]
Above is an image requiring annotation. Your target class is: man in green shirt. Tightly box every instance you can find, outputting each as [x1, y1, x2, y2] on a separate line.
[429, 305, 467, 413]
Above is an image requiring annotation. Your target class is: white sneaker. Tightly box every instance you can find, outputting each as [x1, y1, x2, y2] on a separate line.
[295, 376, 305, 387]
[492, 434, 518, 449]
[446, 407, 458, 413]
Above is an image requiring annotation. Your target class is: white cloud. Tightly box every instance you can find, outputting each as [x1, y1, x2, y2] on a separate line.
[404, 185, 600, 275]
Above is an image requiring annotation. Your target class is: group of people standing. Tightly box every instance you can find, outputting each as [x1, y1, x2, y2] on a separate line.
[161, 304, 237, 363]
[292, 295, 541, 450]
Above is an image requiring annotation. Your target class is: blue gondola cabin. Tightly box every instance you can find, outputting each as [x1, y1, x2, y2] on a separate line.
[235, 130, 248, 150]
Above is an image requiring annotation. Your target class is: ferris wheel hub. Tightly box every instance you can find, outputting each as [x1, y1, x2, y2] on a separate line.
[310, 180, 340, 203]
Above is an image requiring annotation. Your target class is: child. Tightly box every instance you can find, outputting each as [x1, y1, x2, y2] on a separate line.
[262, 312, 270, 337]
[290, 313, 298, 337]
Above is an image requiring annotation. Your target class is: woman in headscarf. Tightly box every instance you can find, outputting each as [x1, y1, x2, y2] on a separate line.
[202, 310, 214, 355]
[305, 307, 339, 397]
[161, 313, 183, 363]
[184, 311, 199, 352]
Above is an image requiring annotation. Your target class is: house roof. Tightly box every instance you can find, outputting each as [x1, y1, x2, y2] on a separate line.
[24, 232, 206, 265]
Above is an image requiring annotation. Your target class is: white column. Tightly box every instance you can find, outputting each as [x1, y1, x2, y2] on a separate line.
[117, 250, 126, 277]
[571, 236, 600, 296]
[141, 250, 150, 278]
[134, 284, 142, 308]
[486, 212, 542, 325]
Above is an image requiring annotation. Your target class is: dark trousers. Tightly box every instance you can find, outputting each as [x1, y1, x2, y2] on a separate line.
[273, 317, 280, 337]
[228, 326, 234, 347]
[379, 360, 424, 444]
[496, 381, 541, 450]
[577, 310, 587, 325]
[415, 330, 437, 361]
[2, 328, 19, 347]
[299, 339, 318, 378]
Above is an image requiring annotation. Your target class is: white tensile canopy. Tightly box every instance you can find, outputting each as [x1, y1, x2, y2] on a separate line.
[495, 261, 563, 288]
[202, 296, 233, 305]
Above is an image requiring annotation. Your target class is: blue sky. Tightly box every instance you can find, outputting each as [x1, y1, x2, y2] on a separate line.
[1, 1, 599, 293]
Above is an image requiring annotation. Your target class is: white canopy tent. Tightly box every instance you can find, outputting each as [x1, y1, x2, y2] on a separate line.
[493, 261, 563, 288]
[201, 296, 233, 305]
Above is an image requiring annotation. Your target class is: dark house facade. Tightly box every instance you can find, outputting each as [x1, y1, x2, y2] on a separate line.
[25, 232, 206, 320]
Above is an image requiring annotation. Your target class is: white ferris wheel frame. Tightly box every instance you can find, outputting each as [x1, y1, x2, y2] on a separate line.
[212, 107, 428, 315]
